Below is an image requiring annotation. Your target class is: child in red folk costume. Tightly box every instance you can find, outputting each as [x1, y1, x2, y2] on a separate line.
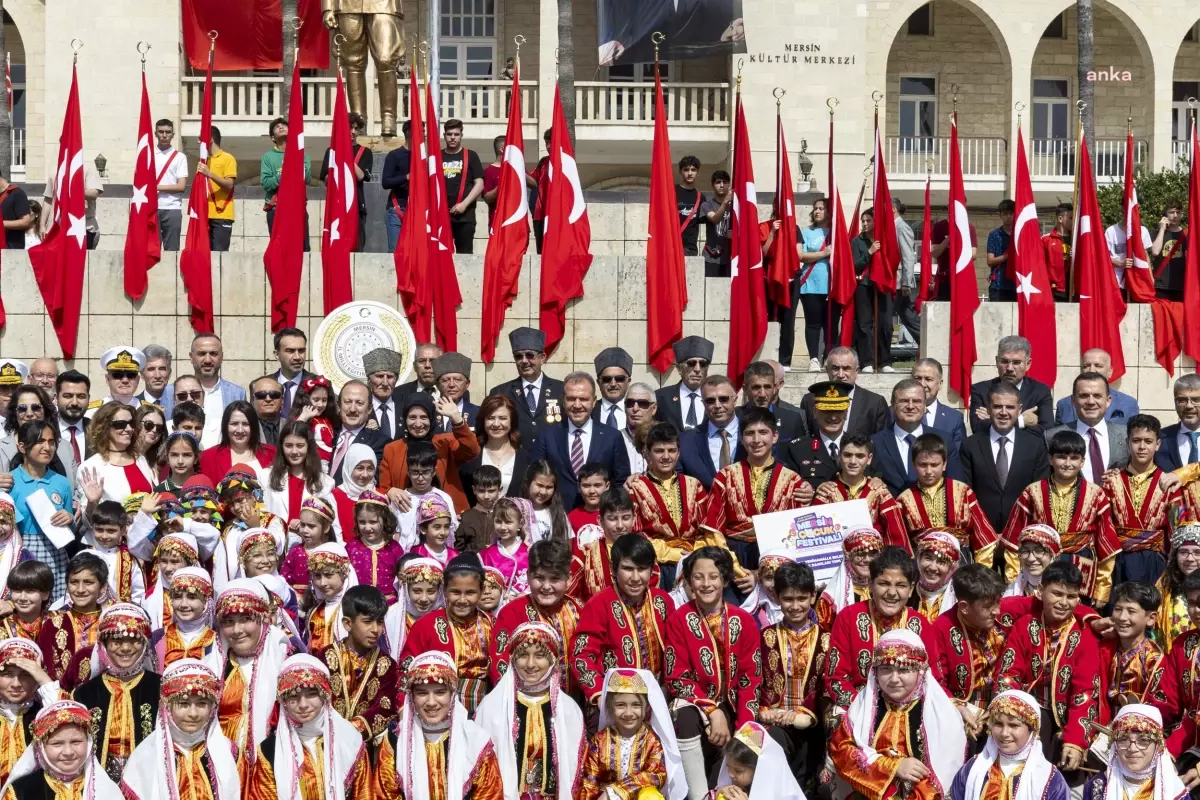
[813, 434, 908, 551]
[828, 629, 966, 800]
[1001, 430, 1120, 605]
[304, 542, 357, 654]
[0, 560, 52, 641]
[570, 534, 675, 712]
[665, 546, 763, 798]
[571, 488, 661, 603]
[37, 552, 111, 684]
[913, 529, 962, 623]
[488, 538, 582, 692]
[1105, 414, 1180, 588]
[996, 561, 1103, 784]
[567, 464, 610, 532]
[1151, 571, 1200, 773]
[895, 434, 999, 567]
[1101, 581, 1164, 718]
[819, 527, 883, 625]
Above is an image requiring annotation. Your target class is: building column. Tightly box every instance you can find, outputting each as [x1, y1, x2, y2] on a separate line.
[537, 0, 558, 137]
[1008, 53, 1032, 195]
[1151, 51, 1175, 172]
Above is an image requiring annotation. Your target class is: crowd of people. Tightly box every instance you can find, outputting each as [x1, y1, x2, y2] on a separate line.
[0, 319, 1199, 800]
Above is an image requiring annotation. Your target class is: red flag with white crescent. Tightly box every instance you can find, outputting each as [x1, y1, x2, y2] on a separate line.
[320, 70, 357, 314]
[1075, 131, 1127, 379]
[178, 48, 215, 333]
[947, 113, 979, 400]
[396, 68, 431, 340]
[646, 65, 687, 374]
[263, 61, 308, 332]
[766, 111, 799, 307]
[726, 92, 767, 391]
[867, 117, 899, 293]
[827, 112, 856, 347]
[122, 71, 161, 301]
[1123, 132, 1155, 303]
[1012, 126, 1057, 385]
[424, 80, 461, 351]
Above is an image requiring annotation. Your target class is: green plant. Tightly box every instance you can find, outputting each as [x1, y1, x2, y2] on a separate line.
[1096, 161, 1190, 228]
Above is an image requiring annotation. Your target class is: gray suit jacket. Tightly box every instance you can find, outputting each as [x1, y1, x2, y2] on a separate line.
[1043, 422, 1129, 475]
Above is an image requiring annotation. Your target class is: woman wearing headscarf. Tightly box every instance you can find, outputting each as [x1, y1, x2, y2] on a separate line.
[379, 393, 481, 514]
[0, 700, 123, 800]
[244, 654, 369, 800]
[330, 443, 379, 542]
[949, 690, 1068, 800]
[118, 658, 240, 800]
[1082, 705, 1188, 800]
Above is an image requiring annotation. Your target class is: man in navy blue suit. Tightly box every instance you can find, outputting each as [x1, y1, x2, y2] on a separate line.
[432, 352, 479, 434]
[1156, 373, 1200, 473]
[911, 357, 966, 452]
[679, 374, 744, 489]
[870, 377, 962, 498]
[528, 371, 631, 509]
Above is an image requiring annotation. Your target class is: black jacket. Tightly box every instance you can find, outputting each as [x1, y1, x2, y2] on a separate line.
[959, 428, 1050, 535]
[779, 435, 840, 488]
[968, 376, 1054, 436]
[488, 376, 566, 446]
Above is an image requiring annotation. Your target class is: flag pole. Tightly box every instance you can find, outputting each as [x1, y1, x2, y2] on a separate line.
[871, 89, 881, 372]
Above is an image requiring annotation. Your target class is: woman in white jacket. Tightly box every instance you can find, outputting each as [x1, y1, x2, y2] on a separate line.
[257, 420, 339, 543]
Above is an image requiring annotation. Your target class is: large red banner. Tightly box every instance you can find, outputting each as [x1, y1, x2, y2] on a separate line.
[181, 0, 330, 72]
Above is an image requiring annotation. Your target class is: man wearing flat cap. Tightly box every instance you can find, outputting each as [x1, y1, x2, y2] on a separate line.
[654, 335, 713, 433]
[592, 347, 634, 429]
[433, 352, 478, 434]
[488, 327, 565, 445]
[95, 346, 146, 411]
[363, 346, 405, 440]
[780, 380, 852, 488]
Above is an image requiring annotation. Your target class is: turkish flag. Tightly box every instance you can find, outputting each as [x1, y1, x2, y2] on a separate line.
[867, 120, 899, 293]
[30, 65, 86, 359]
[481, 63, 531, 364]
[1184, 123, 1200, 363]
[396, 68, 431, 341]
[1075, 132, 1128, 380]
[178, 49, 215, 333]
[320, 71, 357, 315]
[122, 71, 161, 302]
[947, 113, 979, 400]
[424, 81, 461, 351]
[827, 114, 857, 348]
[914, 176, 932, 314]
[1122, 132, 1155, 303]
[1012, 126, 1057, 386]
[539, 84, 592, 357]
[263, 62, 308, 332]
[766, 111, 799, 308]
[726, 95, 767, 392]
[646, 65, 688, 374]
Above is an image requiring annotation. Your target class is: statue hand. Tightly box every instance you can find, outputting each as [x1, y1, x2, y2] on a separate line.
[323, 10, 338, 29]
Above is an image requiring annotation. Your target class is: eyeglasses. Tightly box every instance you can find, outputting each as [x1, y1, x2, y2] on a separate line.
[142, 420, 165, 433]
[849, 550, 880, 564]
[254, 391, 284, 401]
[1017, 545, 1052, 557]
[1114, 736, 1159, 751]
[15, 403, 42, 414]
[513, 351, 541, 361]
[1178, 550, 1200, 563]
[703, 395, 734, 405]
[601, 375, 628, 384]
[625, 398, 653, 409]
[110, 419, 133, 431]
[176, 390, 203, 402]
[409, 468, 434, 479]
[684, 359, 709, 369]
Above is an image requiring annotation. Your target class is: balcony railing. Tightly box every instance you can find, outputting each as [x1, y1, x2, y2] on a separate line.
[885, 136, 1007, 178]
[574, 82, 730, 125]
[1028, 138, 1147, 179]
[1173, 138, 1192, 168]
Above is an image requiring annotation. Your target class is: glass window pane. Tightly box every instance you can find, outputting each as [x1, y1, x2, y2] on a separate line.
[1051, 104, 1068, 138]
[899, 76, 935, 96]
[1032, 104, 1048, 139]
[452, 19, 462, 36]
[1033, 79, 1068, 99]
[486, 19, 494, 36]
[900, 102, 915, 138]
[918, 101, 936, 137]
[467, 46, 492, 59]
[10, 65, 24, 83]
[1174, 82, 1200, 102]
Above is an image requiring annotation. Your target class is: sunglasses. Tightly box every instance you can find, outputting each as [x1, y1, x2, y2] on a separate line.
[513, 351, 542, 361]
[624, 398, 652, 409]
[684, 359, 709, 369]
[703, 395, 734, 405]
[142, 420, 166, 433]
[110, 371, 139, 381]
[111, 419, 133, 431]
[16, 403, 42, 414]
[601, 375, 628, 384]
[254, 391, 284, 401]
[176, 390, 203, 402]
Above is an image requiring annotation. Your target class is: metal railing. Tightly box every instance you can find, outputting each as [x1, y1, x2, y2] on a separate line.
[574, 81, 730, 125]
[1173, 138, 1192, 168]
[1028, 137, 1147, 179]
[885, 136, 1007, 177]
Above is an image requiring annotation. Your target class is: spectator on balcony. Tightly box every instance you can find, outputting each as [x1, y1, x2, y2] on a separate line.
[700, 169, 732, 278]
[442, 118, 485, 254]
[319, 112, 372, 252]
[986, 199, 1018, 302]
[0, 168, 31, 249]
[1151, 197, 1186, 302]
[153, 118, 188, 251]
[1105, 205, 1151, 295]
[199, 125, 237, 252]
[41, 158, 102, 250]
[381, 119, 411, 253]
[261, 116, 311, 250]
[1043, 202, 1073, 301]
[675, 154, 705, 257]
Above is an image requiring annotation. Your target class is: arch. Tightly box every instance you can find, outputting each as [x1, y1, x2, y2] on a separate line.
[873, 0, 1014, 76]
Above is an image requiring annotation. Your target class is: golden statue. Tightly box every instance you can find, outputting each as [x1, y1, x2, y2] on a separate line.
[322, 0, 404, 137]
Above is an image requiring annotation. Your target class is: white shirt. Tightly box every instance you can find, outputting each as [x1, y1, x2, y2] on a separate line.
[820, 431, 844, 459]
[521, 376, 544, 411]
[990, 426, 1016, 465]
[373, 397, 396, 439]
[201, 384, 225, 449]
[1074, 418, 1109, 483]
[1177, 424, 1200, 467]
[598, 399, 626, 430]
[679, 386, 703, 430]
[481, 448, 516, 496]
[568, 419, 594, 463]
[894, 423, 925, 468]
[277, 371, 302, 406]
[924, 400, 942, 429]
[1104, 222, 1152, 288]
[707, 418, 739, 469]
[622, 429, 647, 475]
[58, 419, 85, 452]
[153, 146, 188, 210]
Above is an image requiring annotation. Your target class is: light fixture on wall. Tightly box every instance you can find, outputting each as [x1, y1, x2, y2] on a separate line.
[94, 153, 107, 178]
[797, 140, 813, 191]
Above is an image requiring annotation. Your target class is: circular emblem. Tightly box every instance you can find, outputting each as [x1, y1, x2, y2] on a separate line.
[314, 301, 416, 390]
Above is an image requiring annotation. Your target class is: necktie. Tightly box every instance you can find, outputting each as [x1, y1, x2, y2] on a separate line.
[828, 441, 839, 462]
[69, 426, 81, 465]
[904, 433, 916, 482]
[378, 403, 391, 438]
[282, 381, 295, 416]
[1087, 427, 1105, 482]
[719, 430, 731, 469]
[571, 429, 585, 476]
[1189, 431, 1199, 465]
[606, 404, 619, 429]
[333, 431, 352, 473]
[995, 436, 1010, 487]
[526, 385, 538, 414]
[685, 393, 699, 429]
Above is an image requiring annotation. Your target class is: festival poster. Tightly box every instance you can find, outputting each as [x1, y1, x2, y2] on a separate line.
[751, 499, 873, 583]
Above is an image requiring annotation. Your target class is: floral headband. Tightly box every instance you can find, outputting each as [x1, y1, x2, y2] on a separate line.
[403, 558, 445, 587]
[215, 588, 269, 620]
[843, 527, 884, 555]
[404, 652, 458, 692]
[161, 660, 221, 702]
[917, 529, 961, 562]
[31, 701, 92, 741]
[987, 692, 1040, 730]
[169, 569, 213, 599]
[278, 656, 332, 700]
[482, 565, 506, 591]
[417, 495, 452, 527]
[355, 488, 391, 509]
[510, 621, 562, 659]
[98, 603, 151, 641]
[0, 637, 42, 668]
[1018, 523, 1061, 555]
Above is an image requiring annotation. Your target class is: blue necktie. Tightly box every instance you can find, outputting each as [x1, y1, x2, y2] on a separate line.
[905, 433, 917, 481]
[1189, 432, 1199, 465]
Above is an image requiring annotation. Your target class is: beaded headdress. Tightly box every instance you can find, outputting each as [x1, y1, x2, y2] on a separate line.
[1018, 523, 1061, 555]
[161, 658, 221, 702]
[403, 651, 459, 691]
[843, 526, 884, 555]
[98, 603, 152, 641]
[606, 668, 649, 695]
[872, 629, 929, 668]
[169, 566, 213, 599]
[0, 637, 42, 667]
[403, 557, 445, 587]
[123, 492, 149, 515]
[986, 690, 1041, 730]
[417, 494, 453, 526]
[308, 543, 351, 575]
[355, 488, 391, 509]
[277, 654, 332, 700]
[510, 621, 562, 659]
[1112, 704, 1165, 740]
[155, 531, 199, 563]
[482, 565, 506, 592]
[757, 552, 793, 577]
[217, 467, 261, 501]
[1172, 523, 1200, 551]
[31, 701, 92, 741]
[214, 579, 270, 620]
[0, 493, 16, 525]
[237, 527, 281, 560]
[917, 529, 962, 562]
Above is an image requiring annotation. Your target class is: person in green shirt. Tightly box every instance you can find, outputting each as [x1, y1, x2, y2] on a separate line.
[260, 116, 312, 249]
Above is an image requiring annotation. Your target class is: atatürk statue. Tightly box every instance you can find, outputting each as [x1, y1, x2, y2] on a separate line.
[322, 0, 404, 137]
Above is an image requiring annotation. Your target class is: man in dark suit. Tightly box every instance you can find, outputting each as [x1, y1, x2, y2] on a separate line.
[488, 327, 565, 445]
[330, 380, 389, 483]
[870, 378, 963, 498]
[967, 335, 1054, 435]
[1156, 373, 1200, 472]
[800, 346, 889, 437]
[592, 347, 634, 429]
[911, 357, 966, 452]
[780, 380, 850, 488]
[1043, 372, 1128, 484]
[529, 372, 631, 509]
[395, 343, 442, 400]
[960, 380, 1050, 540]
[679, 375, 744, 489]
[432, 352, 478, 434]
[272, 327, 316, 418]
[654, 335, 713, 433]
[55, 369, 93, 467]
[364, 346, 405, 441]
[741, 360, 806, 442]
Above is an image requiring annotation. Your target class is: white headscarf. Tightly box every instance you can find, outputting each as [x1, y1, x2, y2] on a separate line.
[1103, 705, 1189, 800]
[394, 651, 497, 800]
[271, 654, 365, 800]
[233, 526, 286, 580]
[962, 690, 1056, 800]
[845, 628, 967, 796]
[167, 566, 215, 638]
[825, 527, 882, 612]
[597, 668, 688, 800]
[119, 659, 240, 800]
[309, 542, 359, 644]
[716, 721, 805, 800]
[0, 491, 24, 603]
[89, 602, 155, 681]
[0, 700, 122, 800]
[384, 558, 445, 661]
[143, 532, 202, 632]
[252, 573, 305, 647]
[339, 444, 378, 500]
[474, 622, 585, 800]
[916, 529, 960, 613]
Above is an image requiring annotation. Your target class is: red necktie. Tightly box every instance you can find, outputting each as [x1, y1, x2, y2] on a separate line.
[69, 426, 81, 465]
[1087, 427, 1105, 483]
